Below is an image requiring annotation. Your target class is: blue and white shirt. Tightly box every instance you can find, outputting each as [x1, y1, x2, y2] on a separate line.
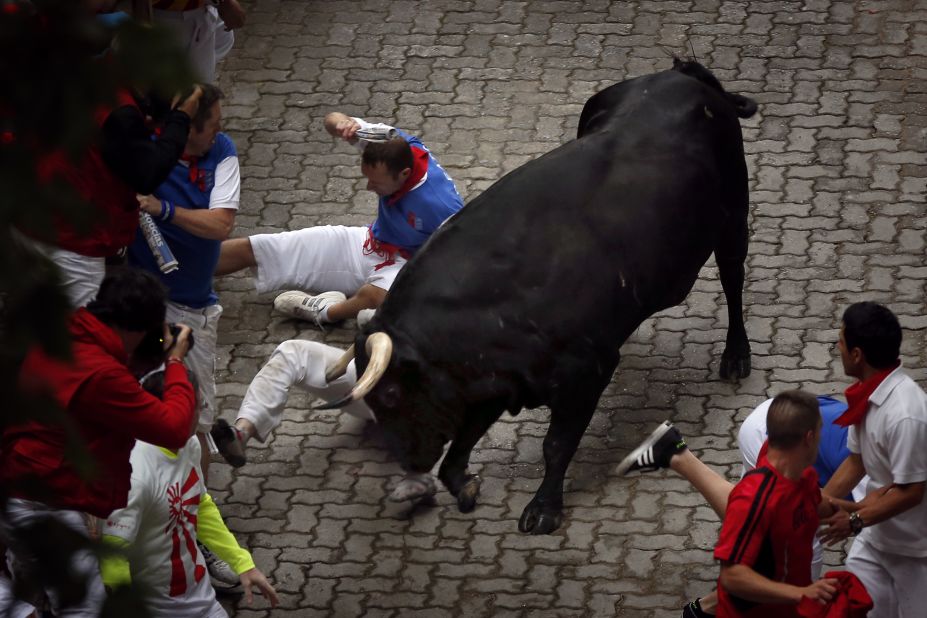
[128, 133, 239, 308]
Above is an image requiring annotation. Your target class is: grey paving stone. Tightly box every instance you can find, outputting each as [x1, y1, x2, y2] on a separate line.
[211, 1, 927, 615]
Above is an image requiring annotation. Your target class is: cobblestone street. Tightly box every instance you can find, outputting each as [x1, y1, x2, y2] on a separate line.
[210, 1, 927, 615]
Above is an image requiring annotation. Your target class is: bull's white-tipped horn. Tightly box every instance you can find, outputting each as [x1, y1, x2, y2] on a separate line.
[324, 344, 355, 383]
[315, 332, 393, 410]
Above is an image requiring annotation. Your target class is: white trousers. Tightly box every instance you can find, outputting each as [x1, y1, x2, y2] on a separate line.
[153, 6, 233, 83]
[2, 499, 105, 617]
[237, 340, 373, 442]
[166, 301, 222, 431]
[846, 535, 927, 617]
[31, 242, 105, 308]
[249, 225, 405, 296]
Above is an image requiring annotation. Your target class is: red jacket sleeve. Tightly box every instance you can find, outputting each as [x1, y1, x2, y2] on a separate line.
[74, 361, 196, 449]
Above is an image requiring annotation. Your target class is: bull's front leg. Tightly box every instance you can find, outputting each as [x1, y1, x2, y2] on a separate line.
[519, 402, 597, 535]
[438, 406, 504, 513]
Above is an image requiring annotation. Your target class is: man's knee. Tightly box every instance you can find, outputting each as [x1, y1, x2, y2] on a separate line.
[355, 284, 387, 309]
[217, 237, 256, 275]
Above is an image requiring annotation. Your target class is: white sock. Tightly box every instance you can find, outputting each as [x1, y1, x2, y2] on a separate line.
[318, 306, 332, 323]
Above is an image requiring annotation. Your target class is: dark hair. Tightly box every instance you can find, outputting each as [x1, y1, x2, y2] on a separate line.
[842, 302, 901, 369]
[362, 137, 414, 177]
[766, 390, 820, 450]
[86, 267, 167, 333]
[191, 84, 224, 131]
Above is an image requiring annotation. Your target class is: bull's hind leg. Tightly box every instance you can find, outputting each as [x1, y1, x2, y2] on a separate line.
[715, 203, 751, 380]
[519, 401, 597, 534]
[438, 405, 505, 514]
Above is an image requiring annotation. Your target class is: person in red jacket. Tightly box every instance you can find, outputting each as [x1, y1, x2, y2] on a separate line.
[22, 84, 203, 308]
[1, 267, 197, 616]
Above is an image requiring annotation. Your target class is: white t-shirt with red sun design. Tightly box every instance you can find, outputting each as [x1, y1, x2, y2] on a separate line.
[104, 437, 219, 616]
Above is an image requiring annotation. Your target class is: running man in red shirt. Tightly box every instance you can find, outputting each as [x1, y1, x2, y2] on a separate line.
[619, 390, 839, 617]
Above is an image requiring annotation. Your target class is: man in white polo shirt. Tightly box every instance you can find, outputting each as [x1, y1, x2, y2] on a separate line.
[820, 302, 927, 618]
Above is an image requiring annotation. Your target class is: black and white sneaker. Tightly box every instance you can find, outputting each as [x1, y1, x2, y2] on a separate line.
[681, 598, 715, 617]
[210, 418, 247, 468]
[616, 420, 688, 476]
[199, 542, 241, 592]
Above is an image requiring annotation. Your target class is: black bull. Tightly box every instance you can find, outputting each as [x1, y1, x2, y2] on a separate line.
[324, 60, 757, 534]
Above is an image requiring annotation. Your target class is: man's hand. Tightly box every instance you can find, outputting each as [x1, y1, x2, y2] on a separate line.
[333, 117, 360, 142]
[817, 496, 836, 519]
[217, 0, 245, 30]
[819, 501, 855, 545]
[238, 567, 279, 608]
[174, 85, 203, 119]
[137, 194, 161, 217]
[164, 323, 193, 361]
[800, 578, 838, 604]
[324, 112, 361, 143]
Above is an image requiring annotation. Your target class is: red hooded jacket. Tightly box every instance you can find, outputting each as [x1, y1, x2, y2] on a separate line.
[2, 309, 196, 518]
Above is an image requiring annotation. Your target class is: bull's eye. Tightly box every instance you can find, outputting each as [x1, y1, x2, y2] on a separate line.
[380, 384, 401, 409]
[704, 105, 714, 118]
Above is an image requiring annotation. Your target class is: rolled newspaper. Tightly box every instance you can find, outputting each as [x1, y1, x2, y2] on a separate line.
[355, 123, 398, 143]
[139, 212, 179, 273]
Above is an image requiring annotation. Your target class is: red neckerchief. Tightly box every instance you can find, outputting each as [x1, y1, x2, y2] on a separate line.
[385, 146, 429, 206]
[180, 152, 207, 192]
[835, 360, 900, 427]
[363, 227, 411, 271]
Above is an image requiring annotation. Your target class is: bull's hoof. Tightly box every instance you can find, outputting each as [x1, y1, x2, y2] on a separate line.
[719, 354, 751, 381]
[456, 475, 482, 513]
[389, 473, 437, 502]
[518, 501, 563, 535]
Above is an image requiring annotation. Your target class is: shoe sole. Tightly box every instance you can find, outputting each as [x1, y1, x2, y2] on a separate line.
[616, 420, 673, 476]
[211, 420, 247, 468]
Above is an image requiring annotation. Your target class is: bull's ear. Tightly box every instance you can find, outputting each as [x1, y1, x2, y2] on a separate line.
[727, 93, 758, 119]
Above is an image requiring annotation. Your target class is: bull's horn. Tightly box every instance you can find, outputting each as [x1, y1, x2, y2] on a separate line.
[314, 332, 393, 410]
[324, 344, 355, 383]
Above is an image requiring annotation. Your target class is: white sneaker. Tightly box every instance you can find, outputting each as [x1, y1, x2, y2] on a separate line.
[273, 290, 347, 325]
[198, 542, 240, 591]
[356, 308, 376, 329]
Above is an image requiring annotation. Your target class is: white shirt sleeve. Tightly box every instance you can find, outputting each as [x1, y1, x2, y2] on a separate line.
[737, 399, 773, 478]
[209, 156, 240, 210]
[847, 424, 859, 454]
[886, 417, 927, 484]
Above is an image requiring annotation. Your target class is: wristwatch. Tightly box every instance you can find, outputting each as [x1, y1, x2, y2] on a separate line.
[849, 511, 865, 535]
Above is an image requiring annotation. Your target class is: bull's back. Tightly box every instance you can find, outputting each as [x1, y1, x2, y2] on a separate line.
[380, 70, 748, 386]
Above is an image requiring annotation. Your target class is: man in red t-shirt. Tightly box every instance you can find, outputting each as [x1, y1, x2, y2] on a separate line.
[713, 391, 836, 616]
[619, 390, 839, 617]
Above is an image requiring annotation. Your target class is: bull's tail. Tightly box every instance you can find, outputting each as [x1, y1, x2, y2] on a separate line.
[726, 93, 758, 119]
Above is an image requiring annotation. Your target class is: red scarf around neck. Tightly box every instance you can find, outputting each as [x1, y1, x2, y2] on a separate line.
[180, 152, 206, 192]
[835, 360, 900, 427]
[385, 146, 429, 206]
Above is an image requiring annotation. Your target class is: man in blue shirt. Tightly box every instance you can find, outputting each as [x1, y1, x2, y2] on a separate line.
[214, 112, 464, 327]
[128, 83, 238, 472]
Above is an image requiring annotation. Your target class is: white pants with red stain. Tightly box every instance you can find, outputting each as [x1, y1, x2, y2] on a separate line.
[249, 225, 405, 296]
